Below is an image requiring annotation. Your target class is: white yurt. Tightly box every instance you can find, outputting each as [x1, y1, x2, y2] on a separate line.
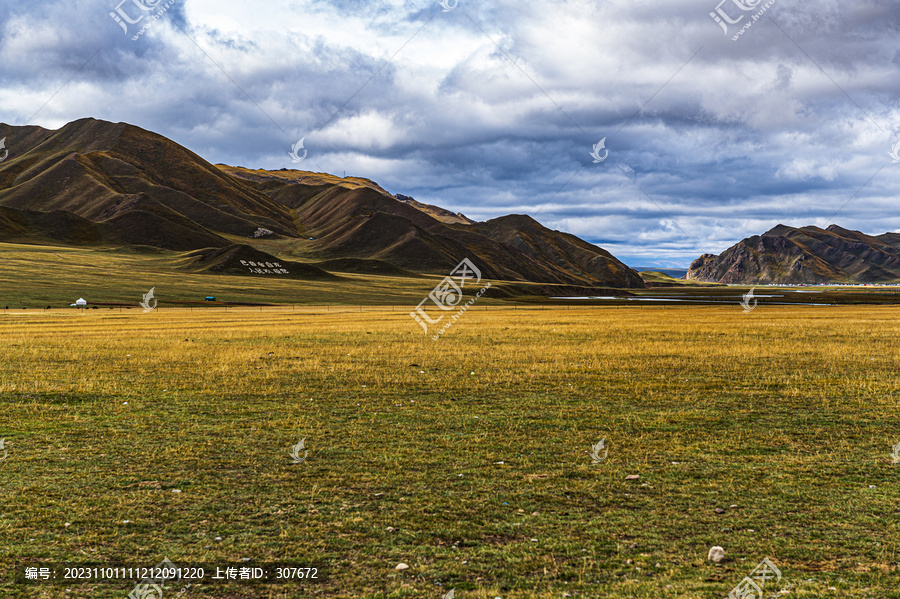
[74, 298, 87, 308]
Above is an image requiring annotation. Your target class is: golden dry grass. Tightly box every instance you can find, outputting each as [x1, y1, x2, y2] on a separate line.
[1, 305, 899, 598]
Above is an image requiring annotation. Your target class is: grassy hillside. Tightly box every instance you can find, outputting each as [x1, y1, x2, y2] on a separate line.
[639, 271, 684, 284]
[639, 271, 724, 287]
[0, 242, 482, 308]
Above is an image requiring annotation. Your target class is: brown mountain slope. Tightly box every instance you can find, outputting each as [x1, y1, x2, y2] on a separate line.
[0, 206, 105, 246]
[0, 118, 293, 248]
[223, 166, 645, 287]
[471, 215, 646, 288]
[394, 194, 474, 225]
[0, 118, 644, 287]
[687, 224, 900, 284]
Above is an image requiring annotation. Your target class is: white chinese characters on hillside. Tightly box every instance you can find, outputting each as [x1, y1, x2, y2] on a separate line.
[240, 260, 290, 275]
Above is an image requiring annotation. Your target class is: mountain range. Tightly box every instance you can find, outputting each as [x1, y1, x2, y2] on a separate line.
[0, 118, 644, 289]
[6, 119, 895, 289]
[687, 224, 900, 284]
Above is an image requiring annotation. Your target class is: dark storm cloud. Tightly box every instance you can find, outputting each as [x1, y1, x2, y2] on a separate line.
[1, 0, 898, 266]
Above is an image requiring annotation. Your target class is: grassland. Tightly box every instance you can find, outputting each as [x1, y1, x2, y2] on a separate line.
[1, 303, 899, 598]
[0, 243, 471, 308]
[5, 243, 900, 312]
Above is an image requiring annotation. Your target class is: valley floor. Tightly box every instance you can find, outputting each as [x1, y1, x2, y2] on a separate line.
[1, 306, 899, 598]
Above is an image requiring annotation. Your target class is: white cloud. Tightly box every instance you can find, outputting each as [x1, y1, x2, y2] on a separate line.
[0, 0, 898, 266]
[777, 158, 839, 181]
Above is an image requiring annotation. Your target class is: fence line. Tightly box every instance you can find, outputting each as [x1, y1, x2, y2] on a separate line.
[4, 302, 877, 315]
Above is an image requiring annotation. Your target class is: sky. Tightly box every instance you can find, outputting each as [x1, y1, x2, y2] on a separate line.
[1, 0, 898, 267]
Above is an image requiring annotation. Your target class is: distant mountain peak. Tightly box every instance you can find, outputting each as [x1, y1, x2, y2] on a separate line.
[688, 224, 900, 284]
